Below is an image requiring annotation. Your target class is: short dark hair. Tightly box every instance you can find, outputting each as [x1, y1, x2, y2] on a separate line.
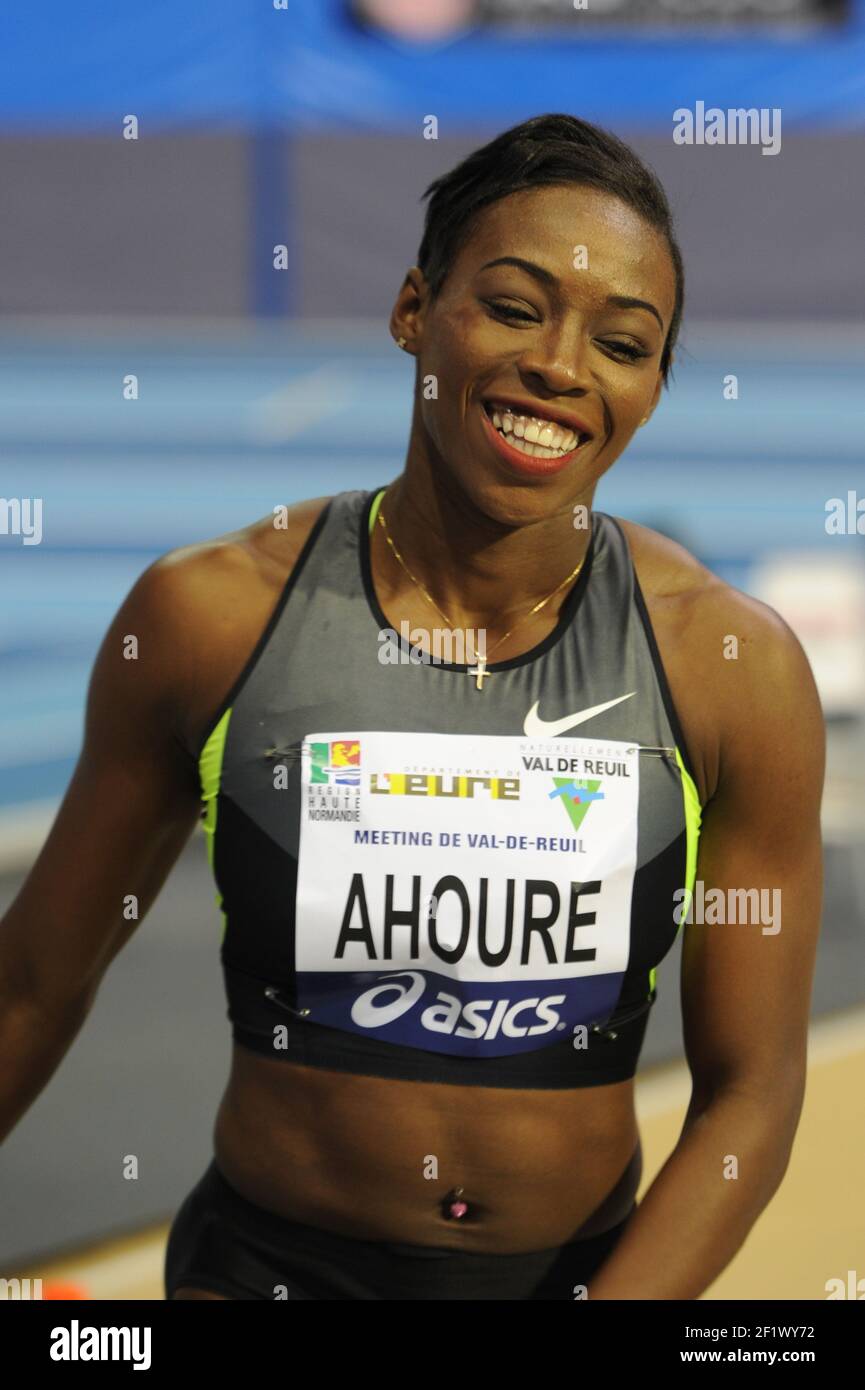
[417, 113, 684, 389]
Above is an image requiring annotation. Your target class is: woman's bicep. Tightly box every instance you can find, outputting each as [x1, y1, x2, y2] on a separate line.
[679, 609, 825, 1111]
[0, 558, 204, 1011]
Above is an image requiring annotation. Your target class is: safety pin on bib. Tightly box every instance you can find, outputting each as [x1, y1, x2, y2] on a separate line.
[264, 986, 311, 1019]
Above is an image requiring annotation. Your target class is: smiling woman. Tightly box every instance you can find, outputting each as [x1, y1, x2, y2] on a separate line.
[0, 114, 823, 1302]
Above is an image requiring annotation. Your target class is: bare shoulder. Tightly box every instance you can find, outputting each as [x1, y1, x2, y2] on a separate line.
[615, 516, 824, 800]
[617, 515, 818, 683]
[130, 496, 334, 756]
[149, 495, 334, 605]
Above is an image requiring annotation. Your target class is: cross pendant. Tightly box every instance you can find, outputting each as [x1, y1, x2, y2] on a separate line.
[469, 656, 488, 690]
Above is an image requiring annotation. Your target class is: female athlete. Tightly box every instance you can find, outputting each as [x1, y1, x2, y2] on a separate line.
[0, 114, 824, 1300]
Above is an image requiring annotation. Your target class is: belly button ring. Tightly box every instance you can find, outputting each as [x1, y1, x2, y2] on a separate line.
[445, 1187, 469, 1219]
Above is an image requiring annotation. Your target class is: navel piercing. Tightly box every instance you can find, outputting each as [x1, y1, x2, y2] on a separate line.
[444, 1186, 469, 1219]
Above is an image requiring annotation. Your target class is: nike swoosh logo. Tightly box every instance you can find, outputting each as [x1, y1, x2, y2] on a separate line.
[523, 692, 635, 738]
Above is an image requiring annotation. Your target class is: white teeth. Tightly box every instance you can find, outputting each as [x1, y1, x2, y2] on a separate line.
[486, 402, 580, 456]
[502, 433, 567, 459]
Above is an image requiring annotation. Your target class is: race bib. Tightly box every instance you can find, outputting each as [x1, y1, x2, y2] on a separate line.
[296, 731, 639, 1057]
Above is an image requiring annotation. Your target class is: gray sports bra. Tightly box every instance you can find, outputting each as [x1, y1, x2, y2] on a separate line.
[198, 486, 701, 1088]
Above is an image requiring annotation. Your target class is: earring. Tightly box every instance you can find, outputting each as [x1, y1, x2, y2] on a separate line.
[639, 417, 649, 426]
[396, 336, 407, 349]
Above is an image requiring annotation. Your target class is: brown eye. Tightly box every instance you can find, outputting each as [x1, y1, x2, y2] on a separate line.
[601, 341, 650, 363]
[485, 300, 538, 324]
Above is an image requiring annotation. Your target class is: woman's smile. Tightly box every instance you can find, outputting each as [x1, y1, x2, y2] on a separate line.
[478, 397, 592, 478]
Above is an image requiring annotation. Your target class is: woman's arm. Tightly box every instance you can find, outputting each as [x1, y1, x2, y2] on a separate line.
[0, 557, 206, 1144]
[587, 593, 825, 1299]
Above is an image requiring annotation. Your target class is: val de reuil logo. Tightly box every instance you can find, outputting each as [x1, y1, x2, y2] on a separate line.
[548, 777, 604, 832]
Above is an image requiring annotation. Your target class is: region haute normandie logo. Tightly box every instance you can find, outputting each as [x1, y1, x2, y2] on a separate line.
[309, 740, 361, 786]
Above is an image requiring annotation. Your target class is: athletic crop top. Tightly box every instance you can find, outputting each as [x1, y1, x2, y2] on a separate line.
[197, 486, 702, 1089]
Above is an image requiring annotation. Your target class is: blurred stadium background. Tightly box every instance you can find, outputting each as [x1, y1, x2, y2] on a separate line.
[1, 0, 863, 1299]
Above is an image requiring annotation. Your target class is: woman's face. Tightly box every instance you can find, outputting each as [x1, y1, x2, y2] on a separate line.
[392, 183, 677, 524]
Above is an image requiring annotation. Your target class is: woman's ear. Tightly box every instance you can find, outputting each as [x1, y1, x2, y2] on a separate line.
[389, 266, 428, 355]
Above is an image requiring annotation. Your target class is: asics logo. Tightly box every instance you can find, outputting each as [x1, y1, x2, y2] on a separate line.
[523, 692, 635, 738]
[351, 971, 565, 1040]
[351, 971, 426, 1026]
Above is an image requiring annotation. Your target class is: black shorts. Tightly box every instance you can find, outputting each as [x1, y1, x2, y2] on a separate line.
[164, 1160, 636, 1301]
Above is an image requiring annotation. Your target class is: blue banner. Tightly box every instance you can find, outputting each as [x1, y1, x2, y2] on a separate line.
[1, 0, 864, 130]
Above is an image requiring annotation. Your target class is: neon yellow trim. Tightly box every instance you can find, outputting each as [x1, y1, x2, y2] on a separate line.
[677, 746, 703, 907]
[649, 746, 702, 992]
[199, 707, 233, 943]
[368, 487, 386, 534]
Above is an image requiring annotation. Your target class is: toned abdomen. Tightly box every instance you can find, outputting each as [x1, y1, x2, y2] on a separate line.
[213, 1044, 641, 1253]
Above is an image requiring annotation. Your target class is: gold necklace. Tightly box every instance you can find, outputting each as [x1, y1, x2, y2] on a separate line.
[376, 506, 586, 691]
